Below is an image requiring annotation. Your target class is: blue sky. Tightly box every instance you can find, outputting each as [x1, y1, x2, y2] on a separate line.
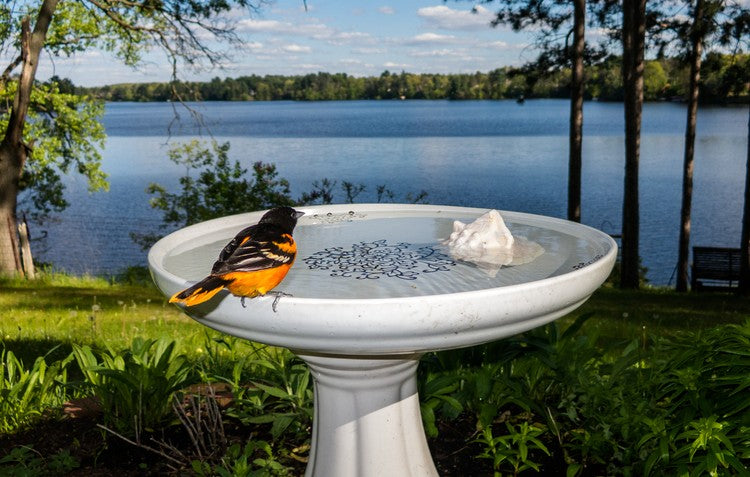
[36, 1, 539, 87]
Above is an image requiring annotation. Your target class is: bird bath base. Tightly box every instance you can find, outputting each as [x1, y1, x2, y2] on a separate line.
[149, 204, 617, 477]
[300, 353, 435, 477]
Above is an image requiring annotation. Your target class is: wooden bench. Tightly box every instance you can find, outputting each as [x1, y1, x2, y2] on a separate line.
[691, 246, 741, 291]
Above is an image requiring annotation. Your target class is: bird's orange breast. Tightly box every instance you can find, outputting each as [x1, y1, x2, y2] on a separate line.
[222, 262, 294, 298]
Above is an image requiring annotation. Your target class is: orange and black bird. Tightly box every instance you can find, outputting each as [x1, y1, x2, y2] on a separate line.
[169, 206, 304, 309]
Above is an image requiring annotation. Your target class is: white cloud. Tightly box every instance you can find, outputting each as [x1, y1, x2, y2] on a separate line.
[327, 31, 374, 45]
[487, 40, 509, 49]
[408, 48, 467, 58]
[417, 5, 495, 31]
[282, 44, 312, 53]
[237, 17, 372, 47]
[243, 41, 264, 52]
[237, 18, 333, 38]
[407, 32, 459, 44]
[383, 61, 411, 69]
[237, 19, 286, 33]
[351, 47, 386, 54]
[378, 6, 395, 15]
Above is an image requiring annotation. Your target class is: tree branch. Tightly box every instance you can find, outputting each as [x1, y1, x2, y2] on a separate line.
[87, 0, 160, 33]
[0, 55, 23, 85]
[3, 0, 61, 158]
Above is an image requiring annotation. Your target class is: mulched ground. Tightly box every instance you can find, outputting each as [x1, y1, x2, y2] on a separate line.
[0, 399, 494, 476]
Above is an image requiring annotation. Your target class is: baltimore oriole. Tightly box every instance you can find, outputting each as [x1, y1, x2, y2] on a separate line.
[169, 206, 304, 309]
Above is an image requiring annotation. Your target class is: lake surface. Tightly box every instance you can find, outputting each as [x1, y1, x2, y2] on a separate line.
[36, 99, 748, 285]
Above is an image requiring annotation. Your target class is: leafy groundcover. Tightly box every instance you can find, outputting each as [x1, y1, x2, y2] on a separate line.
[1, 317, 749, 476]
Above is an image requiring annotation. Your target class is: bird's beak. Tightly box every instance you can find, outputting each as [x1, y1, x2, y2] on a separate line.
[294, 211, 305, 219]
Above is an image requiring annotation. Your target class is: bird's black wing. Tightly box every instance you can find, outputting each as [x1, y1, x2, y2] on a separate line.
[211, 224, 295, 275]
[214, 224, 257, 266]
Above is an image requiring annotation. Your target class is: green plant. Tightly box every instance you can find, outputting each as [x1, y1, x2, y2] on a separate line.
[72, 337, 194, 440]
[475, 421, 551, 476]
[639, 322, 750, 475]
[0, 446, 80, 476]
[132, 139, 295, 249]
[418, 373, 464, 438]
[0, 348, 71, 433]
[423, 318, 750, 476]
[229, 350, 313, 441]
[197, 335, 259, 396]
[673, 416, 746, 476]
[191, 440, 292, 476]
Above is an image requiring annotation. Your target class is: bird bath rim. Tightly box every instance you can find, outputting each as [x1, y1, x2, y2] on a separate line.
[148, 203, 617, 356]
[149, 203, 616, 302]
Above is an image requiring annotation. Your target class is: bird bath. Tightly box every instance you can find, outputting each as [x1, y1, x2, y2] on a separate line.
[148, 203, 617, 477]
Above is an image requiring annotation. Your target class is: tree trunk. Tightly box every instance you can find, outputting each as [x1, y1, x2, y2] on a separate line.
[568, 0, 586, 223]
[676, 0, 705, 292]
[0, 0, 59, 275]
[739, 105, 750, 295]
[0, 184, 21, 272]
[620, 0, 646, 289]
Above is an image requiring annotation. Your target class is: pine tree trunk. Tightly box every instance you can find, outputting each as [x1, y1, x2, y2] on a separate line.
[0, 0, 59, 275]
[568, 0, 586, 223]
[739, 105, 750, 295]
[676, 0, 705, 292]
[620, 0, 646, 289]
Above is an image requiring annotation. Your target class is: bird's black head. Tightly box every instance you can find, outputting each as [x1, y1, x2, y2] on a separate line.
[259, 206, 304, 234]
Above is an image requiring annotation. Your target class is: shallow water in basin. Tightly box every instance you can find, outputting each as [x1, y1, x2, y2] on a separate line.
[162, 213, 612, 299]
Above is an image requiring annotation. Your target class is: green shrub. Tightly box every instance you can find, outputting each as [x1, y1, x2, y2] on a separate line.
[72, 337, 193, 440]
[423, 319, 750, 476]
[0, 446, 79, 476]
[0, 348, 71, 434]
[191, 440, 293, 477]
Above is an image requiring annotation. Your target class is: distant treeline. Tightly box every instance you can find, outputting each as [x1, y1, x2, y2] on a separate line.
[83, 53, 749, 103]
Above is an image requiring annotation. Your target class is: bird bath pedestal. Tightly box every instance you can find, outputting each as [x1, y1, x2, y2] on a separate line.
[149, 204, 616, 477]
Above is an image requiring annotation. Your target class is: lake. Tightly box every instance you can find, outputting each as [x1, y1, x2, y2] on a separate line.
[36, 99, 748, 285]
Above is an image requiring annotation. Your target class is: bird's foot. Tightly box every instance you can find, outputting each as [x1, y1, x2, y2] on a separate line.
[267, 291, 293, 312]
[241, 296, 247, 308]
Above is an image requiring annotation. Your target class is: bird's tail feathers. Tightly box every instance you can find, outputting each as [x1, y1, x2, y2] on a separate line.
[169, 276, 230, 307]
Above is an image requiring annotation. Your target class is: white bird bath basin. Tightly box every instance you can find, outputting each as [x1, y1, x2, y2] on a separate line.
[148, 203, 617, 477]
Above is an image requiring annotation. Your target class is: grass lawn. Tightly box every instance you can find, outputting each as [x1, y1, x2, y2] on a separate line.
[576, 284, 750, 337]
[0, 273, 207, 364]
[3, 274, 748, 359]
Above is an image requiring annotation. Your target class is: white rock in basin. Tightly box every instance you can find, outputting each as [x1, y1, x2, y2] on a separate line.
[446, 210, 544, 276]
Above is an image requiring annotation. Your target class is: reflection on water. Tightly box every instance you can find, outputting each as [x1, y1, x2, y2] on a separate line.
[163, 214, 613, 299]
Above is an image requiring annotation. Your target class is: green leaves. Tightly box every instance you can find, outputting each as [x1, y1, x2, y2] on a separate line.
[194, 440, 292, 477]
[0, 347, 71, 433]
[144, 139, 294, 231]
[419, 373, 464, 437]
[1, 79, 107, 219]
[421, 320, 750, 475]
[475, 421, 551, 475]
[230, 356, 313, 440]
[72, 337, 193, 439]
